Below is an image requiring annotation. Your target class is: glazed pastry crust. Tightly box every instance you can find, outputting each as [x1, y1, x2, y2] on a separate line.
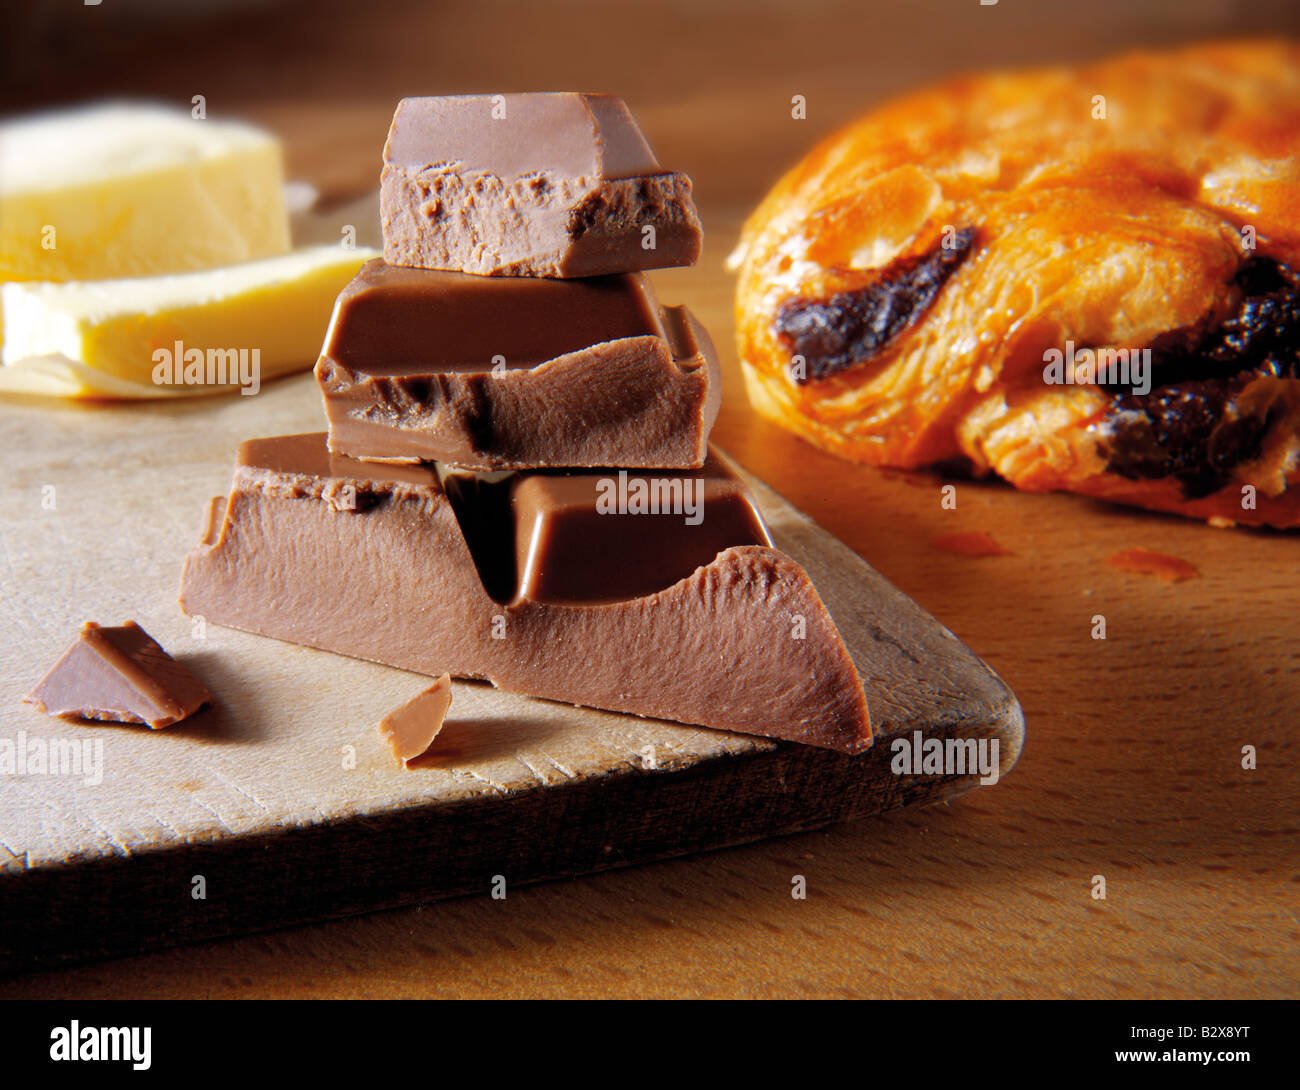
[732, 40, 1300, 527]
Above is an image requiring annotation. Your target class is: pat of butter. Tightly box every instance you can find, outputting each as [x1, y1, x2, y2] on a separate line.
[0, 245, 378, 399]
[0, 103, 291, 284]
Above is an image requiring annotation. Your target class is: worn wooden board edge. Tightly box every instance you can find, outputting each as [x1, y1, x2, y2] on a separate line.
[0, 716, 1018, 977]
[0, 456, 1022, 975]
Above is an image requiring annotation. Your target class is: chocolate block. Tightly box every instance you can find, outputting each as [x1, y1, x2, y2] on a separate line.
[24, 621, 212, 729]
[500, 463, 772, 603]
[179, 435, 871, 753]
[315, 259, 720, 470]
[380, 94, 702, 277]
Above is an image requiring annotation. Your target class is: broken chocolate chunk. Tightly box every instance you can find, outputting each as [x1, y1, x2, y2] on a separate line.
[24, 621, 213, 729]
[380, 94, 702, 277]
[315, 260, 721, 470]
[179, 435, 871, 753]
[774, 227, 977, 383]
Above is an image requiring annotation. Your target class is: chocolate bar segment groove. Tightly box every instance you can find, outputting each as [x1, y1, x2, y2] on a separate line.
[380, 94, 702, 277]
[504, 459, 773, 604]
[316, 260, 721, 470]
[178, 436, 871, 753]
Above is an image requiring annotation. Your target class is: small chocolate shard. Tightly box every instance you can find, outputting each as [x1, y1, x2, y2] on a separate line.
[775, 227, 977, 383]
[380, 93, 702, 277]
[23, 621, 213, 729]
[315, 260, 720, 470]
[378, 674, 453, 764]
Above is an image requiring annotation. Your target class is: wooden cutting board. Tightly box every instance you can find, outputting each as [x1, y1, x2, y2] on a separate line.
[0, 193, 1021, 972]
[0, 371, 1022, 973]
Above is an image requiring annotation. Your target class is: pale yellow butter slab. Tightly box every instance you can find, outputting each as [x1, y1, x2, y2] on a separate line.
[1, 104, 293, 285]
[0, 245, 377, 399]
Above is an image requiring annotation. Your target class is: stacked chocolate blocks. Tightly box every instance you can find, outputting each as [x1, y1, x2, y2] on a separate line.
[180, 94, 871, 753]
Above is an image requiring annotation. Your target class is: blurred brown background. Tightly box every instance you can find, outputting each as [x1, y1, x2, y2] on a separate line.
[5, 0, 1299, 206]
[2, 0, 1297, 999]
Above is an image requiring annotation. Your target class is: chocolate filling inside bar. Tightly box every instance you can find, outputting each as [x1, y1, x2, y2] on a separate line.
[179, 435, 871, 752]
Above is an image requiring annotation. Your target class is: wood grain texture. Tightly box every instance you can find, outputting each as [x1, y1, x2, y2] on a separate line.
[0, 373, 1020, 973]
[1, 0, 1298, 998]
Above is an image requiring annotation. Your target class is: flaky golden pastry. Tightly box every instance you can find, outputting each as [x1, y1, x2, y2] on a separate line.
[732, 40, 1300, 527]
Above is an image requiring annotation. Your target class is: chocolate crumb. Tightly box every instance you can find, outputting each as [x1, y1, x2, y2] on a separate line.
[1105, 548, 1199, 583]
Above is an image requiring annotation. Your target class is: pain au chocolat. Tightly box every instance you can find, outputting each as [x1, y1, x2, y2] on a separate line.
[731, 40, 1300, 527]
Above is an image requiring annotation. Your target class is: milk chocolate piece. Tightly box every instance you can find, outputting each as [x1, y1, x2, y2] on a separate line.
[315, 260, 720, 469]
[179, 435, 871, 753]
[379, 674, 453, 764]
[23, 621, 213, 729]
[380, 94, 702, 277]
[501, 466, 771, 603]
[438, 453, 772, 604]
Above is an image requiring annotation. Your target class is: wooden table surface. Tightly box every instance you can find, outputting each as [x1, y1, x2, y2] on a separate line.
[2, 0, 1297, 999]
